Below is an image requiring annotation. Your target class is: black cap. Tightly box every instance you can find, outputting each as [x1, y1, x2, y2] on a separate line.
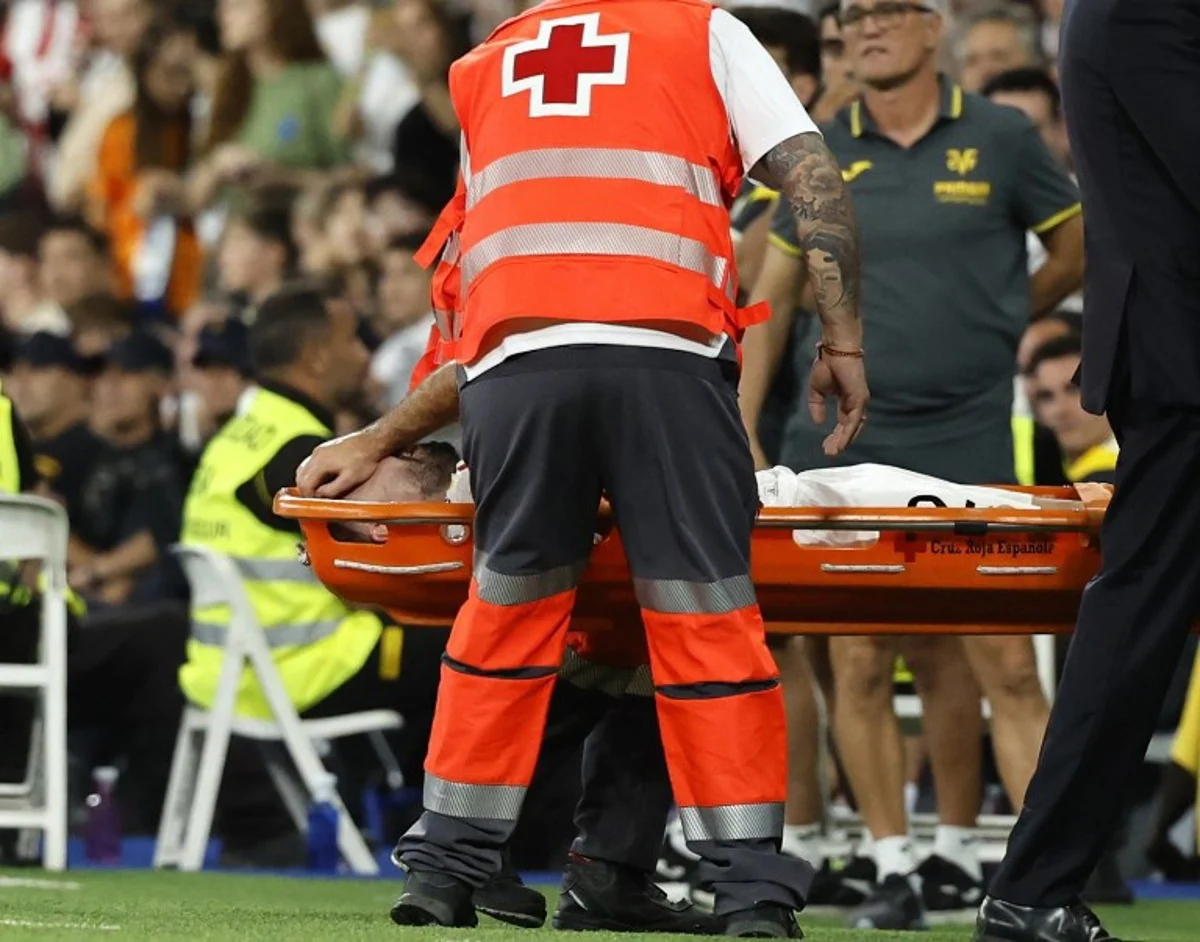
[107, 330, 174, 375]
[193, 318, 252, 375]
[12, 331, 90, 374]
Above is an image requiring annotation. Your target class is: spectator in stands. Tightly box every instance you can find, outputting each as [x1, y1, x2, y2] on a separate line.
[187, 0, 350, 210]
[0, 216, 69, 336]
[388, 0, 471, 209]
[369, 234, 433, 409]
[331, 1, 421, 174]
[72, 330, 186, 607]
[982, 67, 1070, 169]
[1013, 308, 1080, 486]
[4, 332, 102, 527]
[216, 190, 296, 310]
[818, 1, 853, 95]
[49, 0, 153, 212]
[741, 0, 1083, 927]
[190, 316, 253, 432]
[314, 180, 374, 306]
[175, 297, 238, 455]
[364, 170, 440, 253]
[1025, 334, 1117, 485]
[87, 14, 206, 320]
[955, 1, 1042, 93]
[67, 292, 135, 358]
[39, 216, 113, 315]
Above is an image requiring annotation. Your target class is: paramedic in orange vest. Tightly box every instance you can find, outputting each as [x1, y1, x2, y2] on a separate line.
[297, 0, 868, 935]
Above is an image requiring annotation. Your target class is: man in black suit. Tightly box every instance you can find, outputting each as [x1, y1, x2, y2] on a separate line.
[976, 2, 1200, 941]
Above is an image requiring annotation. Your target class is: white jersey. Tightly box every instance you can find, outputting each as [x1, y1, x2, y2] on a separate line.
[447, 462, 1039, 547]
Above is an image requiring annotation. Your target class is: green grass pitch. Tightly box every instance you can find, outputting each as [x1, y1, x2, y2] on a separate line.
[0, 869, 1195, 940]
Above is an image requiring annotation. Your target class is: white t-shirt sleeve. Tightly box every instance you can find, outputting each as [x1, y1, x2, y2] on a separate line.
[709, 8, 821, 173]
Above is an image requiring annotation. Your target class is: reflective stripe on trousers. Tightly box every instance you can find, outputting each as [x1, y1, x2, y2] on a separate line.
[423, 772, 526, 822]
[474, 550, 588, 606]
[461, 221, 729, 294]
[190, 619, 341, 648]
[559, 646, 654, 698]
[678, 802, 785, 843]
[634, 574, 756, 615]
[466, 147, 723, 210]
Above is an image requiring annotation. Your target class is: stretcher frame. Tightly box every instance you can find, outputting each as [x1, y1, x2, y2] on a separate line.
[275, 483, 1114, 864]
[274, 483, 1112, 636]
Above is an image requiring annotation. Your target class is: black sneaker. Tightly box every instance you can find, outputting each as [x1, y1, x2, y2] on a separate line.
[554, 854, 719, 934]
[1073, 902, 1117, 941]
[474, 850, 548, 927]
[725, 904, 802, 938]
[804, 859, 872, 913]
[845, 873, 927, 931]
[916, 855, 984, 925]
[390, 870, 478, 927]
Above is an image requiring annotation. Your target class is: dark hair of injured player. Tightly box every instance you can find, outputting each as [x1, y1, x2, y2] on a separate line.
[329, 441, 461, 542]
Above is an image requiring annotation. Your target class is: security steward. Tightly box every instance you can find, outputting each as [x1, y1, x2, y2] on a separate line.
[297, 0, 868, 935]
[0, 379, 43, 808]
[739, 0, 1084, 931]
[178, 286, 448, 791]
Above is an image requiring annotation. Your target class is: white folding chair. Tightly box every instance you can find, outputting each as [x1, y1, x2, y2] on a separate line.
[154, 545, 403, 874]
[0, 494, 69, 871]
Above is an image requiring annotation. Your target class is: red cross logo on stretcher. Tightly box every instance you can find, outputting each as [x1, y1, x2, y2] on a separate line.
[501, 14, 631, 117]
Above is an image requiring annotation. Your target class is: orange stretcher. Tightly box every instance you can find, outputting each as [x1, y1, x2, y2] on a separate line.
[275, 483, 1112, 636]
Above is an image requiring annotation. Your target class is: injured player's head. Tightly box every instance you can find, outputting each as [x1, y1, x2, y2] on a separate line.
[334, 441, 460, 542]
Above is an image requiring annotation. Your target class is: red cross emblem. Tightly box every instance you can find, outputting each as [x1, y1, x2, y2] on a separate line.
[502, 14, 630, 117]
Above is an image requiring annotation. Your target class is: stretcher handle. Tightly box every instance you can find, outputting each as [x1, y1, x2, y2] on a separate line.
[274, 490, 1100, 534]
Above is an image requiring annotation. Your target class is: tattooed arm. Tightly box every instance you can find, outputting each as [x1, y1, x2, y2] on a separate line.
[750, 132, 869, 457]
[751, 132, 863, 350]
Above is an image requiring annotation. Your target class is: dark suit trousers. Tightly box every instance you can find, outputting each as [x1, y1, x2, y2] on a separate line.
[990, 379, 1200, 906]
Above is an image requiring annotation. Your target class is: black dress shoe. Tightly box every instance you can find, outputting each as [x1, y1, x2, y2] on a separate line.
[1073, 903, 1116, 941]
[973, 895, 1121, 942]
[474, 850, 548, 927]
[553, 854, 719, 934]
[724, 904, 802, 938]
[390, 870, 478, 927]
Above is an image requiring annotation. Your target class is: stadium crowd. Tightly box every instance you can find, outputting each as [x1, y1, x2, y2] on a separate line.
[0, 0, 1197, 932]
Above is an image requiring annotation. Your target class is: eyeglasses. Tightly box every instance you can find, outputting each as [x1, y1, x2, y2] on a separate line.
[840, 1, 933, 31]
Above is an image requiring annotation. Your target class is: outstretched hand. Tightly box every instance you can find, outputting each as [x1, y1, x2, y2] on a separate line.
[808, 354, 869, 457]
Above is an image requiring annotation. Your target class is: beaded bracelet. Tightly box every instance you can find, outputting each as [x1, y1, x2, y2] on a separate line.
[816, 341, 865, 359]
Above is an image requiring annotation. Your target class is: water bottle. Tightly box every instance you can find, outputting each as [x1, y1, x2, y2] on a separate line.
[306, 773, 341, 873]
[84, 767, 122, 864]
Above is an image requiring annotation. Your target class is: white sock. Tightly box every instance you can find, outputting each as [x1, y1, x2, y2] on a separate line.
[873, 835, 918, 882]
[781, 823, 825, 868]
[934, 825, 982, 882]
[904, 781, 919, 814]
[857, 831, 875, 860]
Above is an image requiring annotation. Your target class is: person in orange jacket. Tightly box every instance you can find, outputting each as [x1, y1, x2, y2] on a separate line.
[298, 0, 867, 934]
[344, 435, 710, 934]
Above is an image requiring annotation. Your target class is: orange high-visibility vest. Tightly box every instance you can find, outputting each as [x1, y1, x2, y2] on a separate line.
[415, 0, 767, 366]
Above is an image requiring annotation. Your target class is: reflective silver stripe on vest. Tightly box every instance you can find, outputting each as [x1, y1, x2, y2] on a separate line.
[467, 147, 723, 210]
[231, 558, 322, 584]
[191, 619, 341, 648]
[474, 551, 586, 607]
[679, 802, 784, 843]
[559, 647, 654, 698]
[461, 223, 729, 292]
[424, 772, 525, 821]
[634, 574, 756, 615]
